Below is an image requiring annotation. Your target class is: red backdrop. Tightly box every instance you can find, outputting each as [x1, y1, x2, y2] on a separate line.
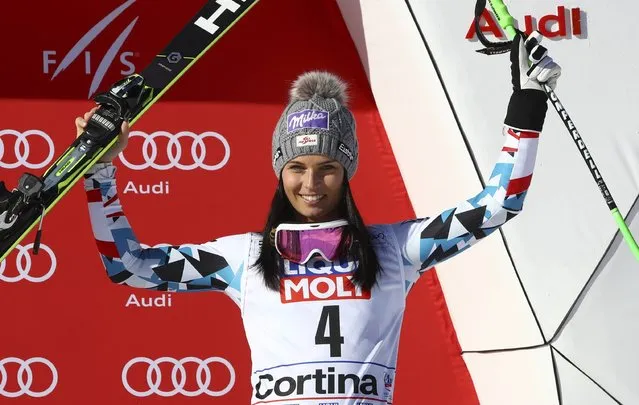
[0, 1, 478, 403]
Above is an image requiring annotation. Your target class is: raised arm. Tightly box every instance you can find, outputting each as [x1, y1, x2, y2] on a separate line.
[392, 31, 561, 288]
[83, 163, 247, 304]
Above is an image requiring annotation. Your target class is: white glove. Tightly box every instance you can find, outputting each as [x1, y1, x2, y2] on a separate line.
[511, 31, 562, 92]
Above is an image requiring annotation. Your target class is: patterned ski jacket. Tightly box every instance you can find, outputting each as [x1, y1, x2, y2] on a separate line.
[84, 92, 546, 404]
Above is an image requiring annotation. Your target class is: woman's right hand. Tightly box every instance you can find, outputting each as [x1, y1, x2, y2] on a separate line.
[510, 30, 561, 93]
[75, 107, 130, 163]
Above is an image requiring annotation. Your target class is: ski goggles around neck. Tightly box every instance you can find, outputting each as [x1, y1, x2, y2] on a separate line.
[274, 219, 352, 264]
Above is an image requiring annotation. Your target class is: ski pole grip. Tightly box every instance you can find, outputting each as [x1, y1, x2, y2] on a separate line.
[33, 231, 41, 254]
[488, 0, 517, 39]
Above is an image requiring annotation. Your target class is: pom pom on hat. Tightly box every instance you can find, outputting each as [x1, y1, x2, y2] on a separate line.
[271, 71, 359, 180]
[289, 71, 349, 106]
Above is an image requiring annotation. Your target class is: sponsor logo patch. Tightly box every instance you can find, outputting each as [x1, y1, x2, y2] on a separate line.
[279, 258, 371, 303]
[287, 109, 329, 133]
[296, 134, 318, 147]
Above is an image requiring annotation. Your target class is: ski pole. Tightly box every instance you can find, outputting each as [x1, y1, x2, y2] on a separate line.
[479, 0, 639, 262]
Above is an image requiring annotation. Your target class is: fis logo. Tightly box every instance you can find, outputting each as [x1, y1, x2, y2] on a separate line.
[42, 0, 139, 98]
[279, 258, 371, 303]
[383, 372, 394, 402]
[42, 0, 251, 98]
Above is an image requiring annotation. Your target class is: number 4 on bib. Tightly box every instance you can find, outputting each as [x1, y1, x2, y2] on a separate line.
[315, 305, 345, 357]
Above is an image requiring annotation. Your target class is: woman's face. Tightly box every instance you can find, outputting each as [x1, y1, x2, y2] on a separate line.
[282, 155, 345, 222]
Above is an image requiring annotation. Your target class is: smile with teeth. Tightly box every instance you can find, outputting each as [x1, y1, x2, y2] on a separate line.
[300, 194, 325, 203]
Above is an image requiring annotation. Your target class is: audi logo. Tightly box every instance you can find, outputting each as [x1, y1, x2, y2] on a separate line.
[119, 131, 230, 171]
[0, 129, 55, 169]
[0, 243, 56, 283]
[122, 356, 235, 397]
[0, 357, 57, 398]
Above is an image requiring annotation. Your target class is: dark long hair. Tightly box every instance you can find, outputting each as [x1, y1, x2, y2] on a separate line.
[255, 178, 381, 292]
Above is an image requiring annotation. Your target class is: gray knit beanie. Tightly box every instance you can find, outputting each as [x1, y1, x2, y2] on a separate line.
[271, 71, 358, 179]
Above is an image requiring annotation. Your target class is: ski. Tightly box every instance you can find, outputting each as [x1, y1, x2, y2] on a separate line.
[0, 0, 259, 262]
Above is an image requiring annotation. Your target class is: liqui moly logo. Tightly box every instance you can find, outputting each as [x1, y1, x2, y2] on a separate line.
[466, 5, 586, 40]
[279, 258, 371, 303]
[287, 110, 329, 133]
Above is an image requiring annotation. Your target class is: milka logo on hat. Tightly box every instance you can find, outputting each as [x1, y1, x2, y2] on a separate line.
[296, 134, 318, 147]
[287, 109, 329, 133]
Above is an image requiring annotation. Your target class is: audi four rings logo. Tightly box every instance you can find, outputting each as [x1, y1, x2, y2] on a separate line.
[0, 243, 56, 283]
[0, 130, 55, 169]
[119, 131, 231, 171]
[0, 357, 58, 398]
[122, 357, 235, 397]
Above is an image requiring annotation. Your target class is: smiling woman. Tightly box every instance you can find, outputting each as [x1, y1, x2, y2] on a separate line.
[282, 156, 345, 222]
[79, 32, 561, 404]
[255, 72, 381, 293]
